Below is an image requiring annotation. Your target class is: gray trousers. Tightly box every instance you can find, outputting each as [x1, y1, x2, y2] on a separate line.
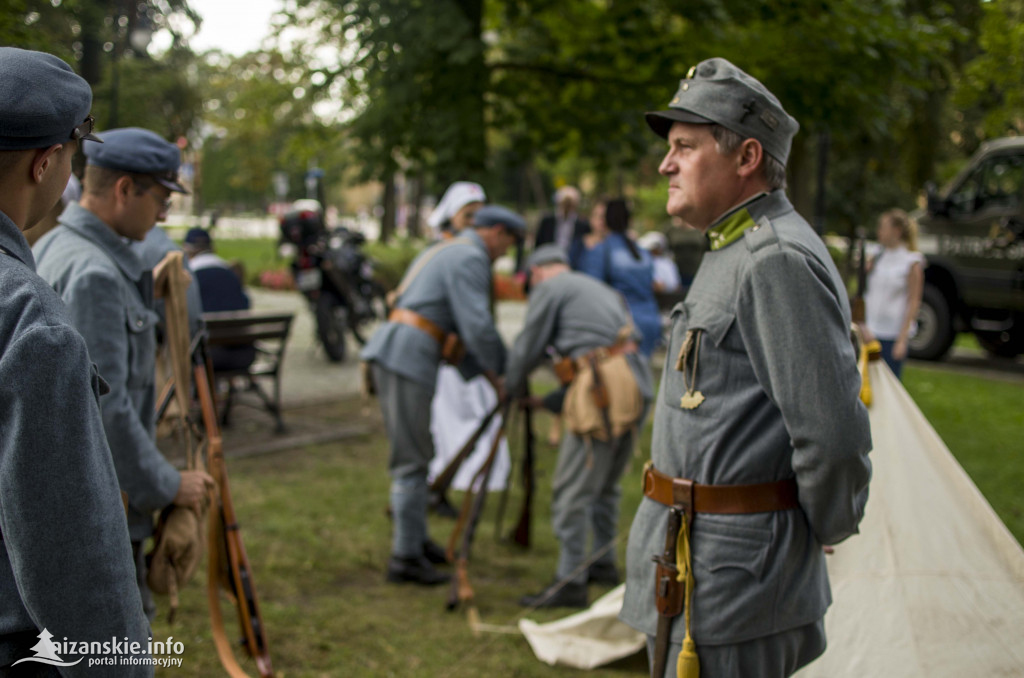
[552, 430, 634, 584]
[645, 619, 826, 678]
[372, 364, 436, 558]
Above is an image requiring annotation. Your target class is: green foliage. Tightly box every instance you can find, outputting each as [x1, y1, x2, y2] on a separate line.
[364, 238, 425, 290]
[954, 0, 1024, 138]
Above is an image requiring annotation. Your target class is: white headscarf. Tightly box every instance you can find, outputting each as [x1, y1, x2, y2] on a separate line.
[427, 181, 486, 230]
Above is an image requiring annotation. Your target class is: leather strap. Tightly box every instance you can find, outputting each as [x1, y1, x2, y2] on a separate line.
[388, 308, 447, 345]
[643, 464, 799, 514]
[553, 340, 639, 386]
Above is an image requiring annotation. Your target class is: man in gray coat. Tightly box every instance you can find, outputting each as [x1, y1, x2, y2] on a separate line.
[34, 128, 214, 622]
[619, 58, 872, 677]
[0, 47, 152, 674]
[361, 204, 523, 586]
[507, 245, 653, 608]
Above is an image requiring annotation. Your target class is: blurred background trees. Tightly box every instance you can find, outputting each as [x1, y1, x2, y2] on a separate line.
[2, 0, 1022, 239]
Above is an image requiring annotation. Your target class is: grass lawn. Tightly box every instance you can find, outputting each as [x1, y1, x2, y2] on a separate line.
[902, 365, 1024, 544]
[151, 366, 1021, 676]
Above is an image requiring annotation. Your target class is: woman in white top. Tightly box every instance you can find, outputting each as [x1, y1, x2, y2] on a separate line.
[865, 208, 925, 379]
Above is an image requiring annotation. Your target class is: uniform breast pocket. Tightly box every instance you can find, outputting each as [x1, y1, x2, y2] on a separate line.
[124, 305, 158, 390]
[660, 301, 735, 418]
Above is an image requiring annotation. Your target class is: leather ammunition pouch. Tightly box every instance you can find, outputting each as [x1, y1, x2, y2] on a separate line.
[562, 349, 641, 441]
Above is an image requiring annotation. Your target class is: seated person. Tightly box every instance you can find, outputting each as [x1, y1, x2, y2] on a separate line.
[183, 228, 255, 371]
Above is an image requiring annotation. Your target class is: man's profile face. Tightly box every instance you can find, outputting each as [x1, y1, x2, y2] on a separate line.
[658, 122, 742, 232]
[119, 177, 171, 241]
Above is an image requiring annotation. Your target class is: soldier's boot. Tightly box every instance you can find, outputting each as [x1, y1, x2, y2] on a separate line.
[587, 562, 620, 586]
[518, 580, 587, 609]
[386, 555, 451, 586]
[422, 538, 449, 565]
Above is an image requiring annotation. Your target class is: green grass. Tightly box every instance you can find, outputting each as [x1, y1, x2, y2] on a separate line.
[202, 238, 285, 288]
[152, 397, 651, 677]
[151, 367, 1021, 676]
[902, 366, 1024, 544]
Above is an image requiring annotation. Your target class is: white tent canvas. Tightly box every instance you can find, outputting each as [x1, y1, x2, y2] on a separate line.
[520, 361, 1024, 676]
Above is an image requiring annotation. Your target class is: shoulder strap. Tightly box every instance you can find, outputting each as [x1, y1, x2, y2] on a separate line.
[393, 236, 473, 303]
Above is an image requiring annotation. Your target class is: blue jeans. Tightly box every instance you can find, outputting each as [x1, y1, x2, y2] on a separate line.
[878, 339, 904, 380]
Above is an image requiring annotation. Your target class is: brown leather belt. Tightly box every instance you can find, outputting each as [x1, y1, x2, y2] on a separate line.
[643, 464, 799, 514]
[388, 308, 465, 365]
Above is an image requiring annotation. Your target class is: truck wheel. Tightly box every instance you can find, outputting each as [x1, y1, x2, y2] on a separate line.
[908, 284, 954, 361]
[975, 317, 1024, 358]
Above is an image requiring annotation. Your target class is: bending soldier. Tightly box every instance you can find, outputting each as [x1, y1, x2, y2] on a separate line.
[618, 58, 872, 677]
[508, 244, 653, 609]
[34, 128, 214, 622]
[361, 204, 524, 586]
[0, 47, 153, 674]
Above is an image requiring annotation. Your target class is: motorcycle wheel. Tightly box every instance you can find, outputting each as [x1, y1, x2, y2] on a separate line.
[316, 291, 348, 362]
[350, 283, 390, 346]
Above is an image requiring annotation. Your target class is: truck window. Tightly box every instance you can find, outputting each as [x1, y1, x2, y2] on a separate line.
[970, 156, 1023, 213]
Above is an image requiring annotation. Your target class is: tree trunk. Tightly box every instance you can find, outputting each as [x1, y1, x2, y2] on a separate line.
[380, 173, 397, 243]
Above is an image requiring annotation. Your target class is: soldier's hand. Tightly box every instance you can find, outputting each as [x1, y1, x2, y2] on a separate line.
[174, 470, 215, 511]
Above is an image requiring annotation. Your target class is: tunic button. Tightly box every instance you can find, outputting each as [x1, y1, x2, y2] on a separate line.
[136, 318, 143, 327]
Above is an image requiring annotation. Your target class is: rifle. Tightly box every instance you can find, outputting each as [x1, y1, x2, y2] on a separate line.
[195, 347, 274, 678]
[428, 400, 502, 499]
[446, 402, 511, 618]
[510, 383, 535, 548]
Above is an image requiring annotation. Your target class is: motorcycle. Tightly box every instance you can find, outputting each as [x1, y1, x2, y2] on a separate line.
[279, 202, 389, 362]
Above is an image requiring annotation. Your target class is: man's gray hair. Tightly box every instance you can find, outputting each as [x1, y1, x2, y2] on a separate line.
[711, 125, 787, 191]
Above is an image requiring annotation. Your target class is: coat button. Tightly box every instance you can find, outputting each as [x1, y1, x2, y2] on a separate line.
[136, 318, 144, 327]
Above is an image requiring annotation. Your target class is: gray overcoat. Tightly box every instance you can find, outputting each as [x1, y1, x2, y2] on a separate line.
[34, 203, 180, 542]
[619, 191, 872, 647]
[0, 211, 152, 674]
[360, 229, 507, 389]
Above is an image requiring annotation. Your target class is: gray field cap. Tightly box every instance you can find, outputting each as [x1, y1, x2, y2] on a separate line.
[645, 57, 799, 165]
[526, 243, 569, 270]
[0, 47, 101, 151]
[84, 127, 188, 193]
[474, 204, 526, 239]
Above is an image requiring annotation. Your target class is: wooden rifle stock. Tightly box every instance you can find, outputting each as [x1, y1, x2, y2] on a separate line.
[446, 402, 510, 612]
[195, 358, 274, 678]
[511, 385, 535, 548]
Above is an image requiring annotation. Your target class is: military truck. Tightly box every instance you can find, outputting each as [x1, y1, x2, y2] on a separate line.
[910, 136, 1024, 360]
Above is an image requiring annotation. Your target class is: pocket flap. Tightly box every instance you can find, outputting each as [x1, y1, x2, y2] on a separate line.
[683, 301, 735, 347]
[692, 516, 771, 580]
[125, 305, 158, 334]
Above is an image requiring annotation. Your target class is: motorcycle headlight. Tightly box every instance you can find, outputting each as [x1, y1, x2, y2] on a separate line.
[278, 243, 297, 258]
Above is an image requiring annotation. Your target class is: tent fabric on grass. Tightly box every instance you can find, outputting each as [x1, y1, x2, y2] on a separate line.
[519, 361, 1024, 675]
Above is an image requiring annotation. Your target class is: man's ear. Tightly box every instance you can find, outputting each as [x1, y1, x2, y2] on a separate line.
[736, 138, 764, 179]
[113, 174, 135, 204]
[29, 144, 63, 185]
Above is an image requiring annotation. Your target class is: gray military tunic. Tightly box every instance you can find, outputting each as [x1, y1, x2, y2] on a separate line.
[619, 192, 872, 668]
[34, 203, 181, 542]
[506, 271, 653, 583]
[360, 229, 507, 557]
[0, 211, 152, 675]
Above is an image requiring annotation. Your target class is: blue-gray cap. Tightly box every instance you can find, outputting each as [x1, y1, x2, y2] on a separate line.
[0, 47, 100, 151]
[473, 204, 526, 239]
[645, 57, 799, 165]
[526, 243, 569, 270]
[84, 127, 188, 193]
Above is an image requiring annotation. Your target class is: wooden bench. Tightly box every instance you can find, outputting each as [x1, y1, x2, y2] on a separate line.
[203, 310, 294, 433]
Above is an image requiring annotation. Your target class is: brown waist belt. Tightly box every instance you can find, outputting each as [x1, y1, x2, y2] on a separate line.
[388, 308, 466, 365]
[553, 341, 638, 386]
[643, 464, 799, 514]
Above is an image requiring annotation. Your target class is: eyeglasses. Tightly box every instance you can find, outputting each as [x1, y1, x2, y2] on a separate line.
[147, 186, 172, 212]
[70, 115, 95, 142]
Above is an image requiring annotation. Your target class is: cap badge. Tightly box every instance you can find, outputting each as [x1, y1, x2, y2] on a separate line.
[760, 110, 779, 130]
[686, 65, 697, 79]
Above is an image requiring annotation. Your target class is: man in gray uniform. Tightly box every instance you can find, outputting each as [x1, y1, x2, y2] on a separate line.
[0, 47, 152, 674]
[507, 245, 653, 608]
[619, 58, 872, 677]
[34, 127, 214, 622]
[361, 204, 523, 585]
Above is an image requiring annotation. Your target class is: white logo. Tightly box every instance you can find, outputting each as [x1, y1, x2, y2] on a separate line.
[12, 629, 82, 668]
[13, 628, 185, 669]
